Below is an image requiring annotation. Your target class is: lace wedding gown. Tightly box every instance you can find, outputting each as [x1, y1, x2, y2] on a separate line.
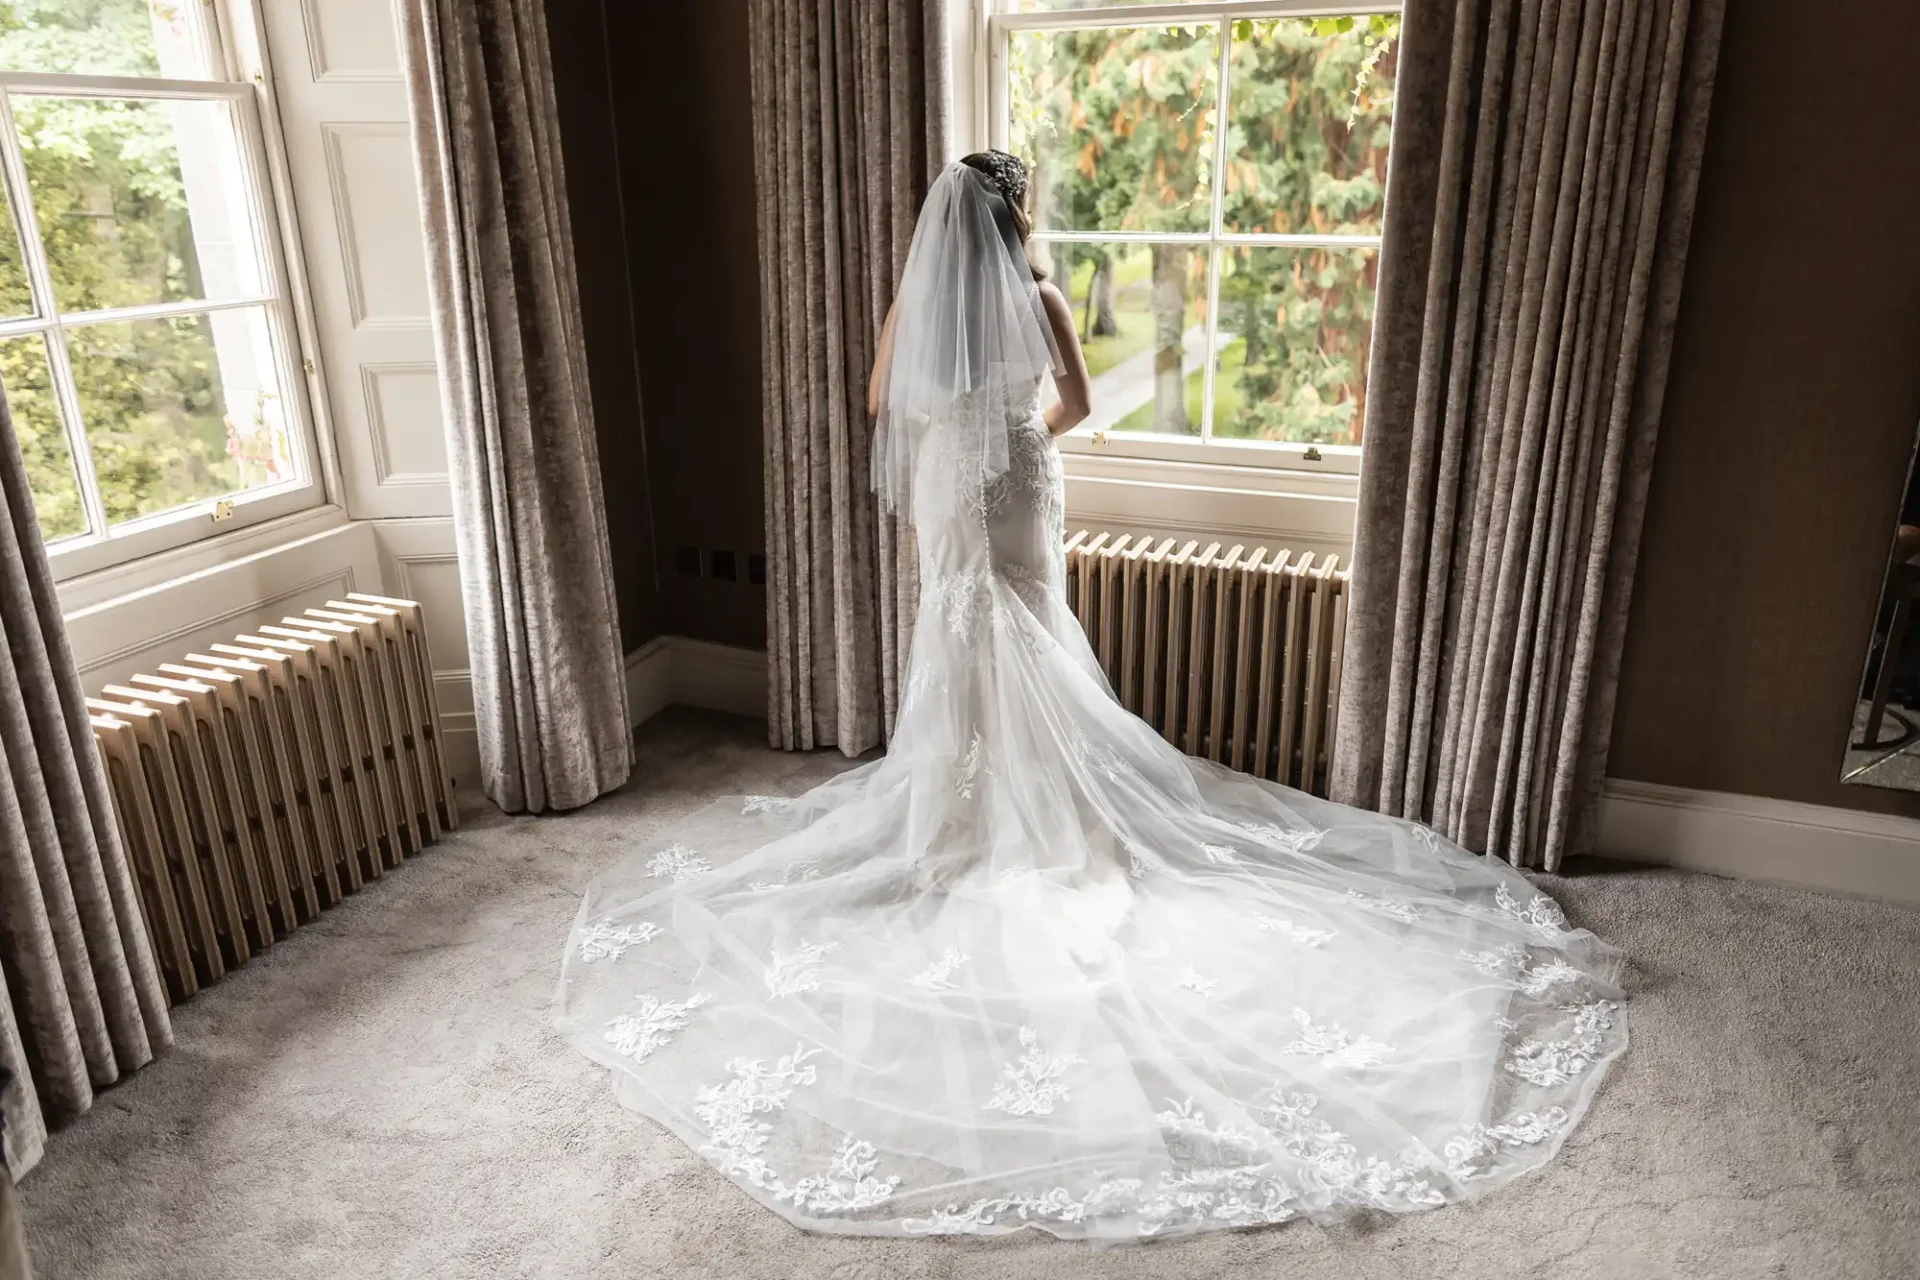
[555, 164, 1625, 1242]
[554, 410, 1626, 1240]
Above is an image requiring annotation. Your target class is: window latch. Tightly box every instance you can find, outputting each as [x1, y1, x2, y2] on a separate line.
[1091, 430, 1109, 447]
[1302, 446, 1323, 462]
[212, 499, 235, 523]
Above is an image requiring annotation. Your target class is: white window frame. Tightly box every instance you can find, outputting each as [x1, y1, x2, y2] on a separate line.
[0, 8, 326, 583]
[980, 0, 1398, 485]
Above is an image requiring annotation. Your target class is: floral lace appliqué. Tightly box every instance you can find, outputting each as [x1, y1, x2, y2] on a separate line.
[1495, 883, 1570, 936]
[694, 1045, 903, 1215]
[786, 1137, 902, 1213]
[647, 844, 712, 883]
[1345, 889, 1423, 923]
[765, 940, 837, 999]
[1266, 1090, 1444, 1208]
[1443, 1107, 1570, 1179]
[1199, 843, 1239, 866]
[1282, 1009, 1394, 1069]
[578, 919, 661, 963]
[742, 795, 790, 816]
[1517, 957, 1585, 995]
[925, 570, 988, 638]
[984, 1027, 1087, 1116]
[908, 945, 970, 992]
[603, 992, 708, 1063]
[901, 1088, 1581, 1235]
[1460, 944, 1527, 978]
[954, 733, 985, 799]
[696, 1043, 819, 1189]
[1505, 1000, 1618, 1086]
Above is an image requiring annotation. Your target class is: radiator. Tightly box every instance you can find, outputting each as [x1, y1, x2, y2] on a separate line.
[86, 593, 456, 1004]
[1063, 532, 1349, 797]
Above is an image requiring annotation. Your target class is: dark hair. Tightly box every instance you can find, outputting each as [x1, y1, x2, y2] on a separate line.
[959, 150, 1044, 281]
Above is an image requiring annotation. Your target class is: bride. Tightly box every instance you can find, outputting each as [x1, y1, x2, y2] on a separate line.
[555, 152, 1626, 1241]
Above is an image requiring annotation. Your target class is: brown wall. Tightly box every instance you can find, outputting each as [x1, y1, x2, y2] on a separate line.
[546, 0, 664, 650]
[1609, 0, 1920, 813]
[602, 0, 768, 651]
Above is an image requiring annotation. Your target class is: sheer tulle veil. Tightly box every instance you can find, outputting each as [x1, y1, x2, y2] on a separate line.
[553, 152, 1628, 1243]
[870, 161, 1061, 522]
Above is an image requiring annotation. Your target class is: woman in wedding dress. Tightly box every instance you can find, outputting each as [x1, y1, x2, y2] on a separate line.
[555, 152, 1625, 1241]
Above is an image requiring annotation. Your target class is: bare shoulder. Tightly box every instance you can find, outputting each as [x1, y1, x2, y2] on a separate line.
[1036, 278, 1072, 316]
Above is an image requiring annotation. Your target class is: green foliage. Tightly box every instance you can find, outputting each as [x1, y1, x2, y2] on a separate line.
[1011, 15, 1397, 446]
[0, 0, 274, 541]
[0, 0, 170, 79]
[0, 334, 84, 537]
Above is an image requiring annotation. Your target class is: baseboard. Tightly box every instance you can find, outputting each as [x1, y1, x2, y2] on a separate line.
[1596, 779, 1920, 907]
[624, 636, 676, 725]
[625, 635, 768, 727]
[437, 710, 480, 796]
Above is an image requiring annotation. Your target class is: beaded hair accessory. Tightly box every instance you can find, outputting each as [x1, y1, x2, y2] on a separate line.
[974, 149, 1030, 210]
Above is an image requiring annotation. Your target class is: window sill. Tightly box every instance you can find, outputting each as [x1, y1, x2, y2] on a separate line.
[1060, 447, 1359, 562]
[57, 502, 353, 616]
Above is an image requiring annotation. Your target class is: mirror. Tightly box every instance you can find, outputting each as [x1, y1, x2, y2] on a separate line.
[1842, 425, 1920, 789]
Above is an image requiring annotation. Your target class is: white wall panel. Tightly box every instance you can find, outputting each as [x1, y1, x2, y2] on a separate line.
[321, 122, 431, 326]
[298, 0, 401, 81]
[262, 0, 451, 521]
[363, 362, 447, 483]
[374, 516, 477, 785]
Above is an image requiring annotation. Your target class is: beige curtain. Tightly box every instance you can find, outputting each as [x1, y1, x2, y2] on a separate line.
[749, 0, 948, 755]
[401, 0, 632, 813]
[0, 386, 170, 1180]
[1331, 0, 1727, 869]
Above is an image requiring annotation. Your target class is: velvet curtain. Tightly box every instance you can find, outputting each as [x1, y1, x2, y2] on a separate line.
[1331, 0, 1727, 869]
[401, 0, 632, 812]
[749, 0, 948, 755]
[0, 386, 170, 1181]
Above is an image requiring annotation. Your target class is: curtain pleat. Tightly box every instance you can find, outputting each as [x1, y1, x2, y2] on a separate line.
[400, 0, 632, 813]
[750, 0, 945, 755]
[0, 384, 170, 1180]
[1332, 0, 1726, 869]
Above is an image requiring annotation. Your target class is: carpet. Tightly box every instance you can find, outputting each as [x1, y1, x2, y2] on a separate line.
[19, 709, 1920, 1279]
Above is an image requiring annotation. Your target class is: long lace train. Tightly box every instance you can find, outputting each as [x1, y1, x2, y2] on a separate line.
[554, 412, 1626, 1241]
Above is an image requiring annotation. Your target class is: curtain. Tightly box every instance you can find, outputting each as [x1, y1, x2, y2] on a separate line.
[401, 0, 632, 813]
[1331, 0, 1727, 869]
[750, 0, 948, 755]
[0, 386, 171, 1181]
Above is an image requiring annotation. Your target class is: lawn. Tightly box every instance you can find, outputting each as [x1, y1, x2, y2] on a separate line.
[1114, 335, 1246, 436]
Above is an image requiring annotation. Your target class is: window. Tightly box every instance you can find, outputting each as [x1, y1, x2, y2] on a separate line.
[988, 0, 1398, 472]
[0, 0, 320, 578]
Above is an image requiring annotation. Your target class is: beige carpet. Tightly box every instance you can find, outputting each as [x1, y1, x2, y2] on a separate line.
[18, 709, 1920, 1279]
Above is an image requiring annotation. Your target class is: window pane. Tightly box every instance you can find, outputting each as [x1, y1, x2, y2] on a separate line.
[0, 181, 32, 318]
[1039, 241, 1208, 437]
[1210, 245, 1376, 446]
[1010, 24, 1218, 235]
[15, 95, 265, 313]
[1223, 16, 1398, 235]
[70, 306, 293, 526]
[0, 0, 210, 78]
[1, 332, 87, 539]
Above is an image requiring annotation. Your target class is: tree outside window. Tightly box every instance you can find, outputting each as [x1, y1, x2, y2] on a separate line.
[1002, 5, 1397, 452]
[0, 0, 312, 570]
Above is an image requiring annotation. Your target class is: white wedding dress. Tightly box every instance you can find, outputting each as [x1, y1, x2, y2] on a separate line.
[555, 164, 1625, 1242]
